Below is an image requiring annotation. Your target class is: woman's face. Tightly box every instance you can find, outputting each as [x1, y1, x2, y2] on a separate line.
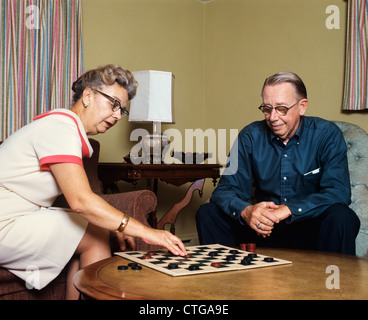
[82, 83, 129, 135]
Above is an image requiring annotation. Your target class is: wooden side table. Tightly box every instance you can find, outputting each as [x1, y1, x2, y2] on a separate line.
[98, 163, 222, 233]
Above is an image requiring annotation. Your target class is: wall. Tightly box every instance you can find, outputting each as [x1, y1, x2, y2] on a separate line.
[83, 0, 205, 162]
[83, 0, 368, 240]
[83, 0, 206, 239]
[204, 0, 367, 131]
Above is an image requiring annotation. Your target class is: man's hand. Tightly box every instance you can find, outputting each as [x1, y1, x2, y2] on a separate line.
[240, 202, 291, 237]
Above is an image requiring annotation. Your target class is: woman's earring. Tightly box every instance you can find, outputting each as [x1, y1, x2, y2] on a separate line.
[83, 100, 89, 108]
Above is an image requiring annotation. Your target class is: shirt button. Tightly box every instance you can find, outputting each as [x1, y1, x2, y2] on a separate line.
[284, 198, 288, 202]
[284, 154, 288, 158]
[233, 212, 236, 216]
[283, 176, 287, 180]
[298, 208, 303, 212]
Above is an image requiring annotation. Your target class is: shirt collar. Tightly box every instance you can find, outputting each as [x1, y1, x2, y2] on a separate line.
[268, 116, 305, 143]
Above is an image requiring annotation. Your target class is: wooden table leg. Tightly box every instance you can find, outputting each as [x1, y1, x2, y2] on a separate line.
[156, 179, 205, 233]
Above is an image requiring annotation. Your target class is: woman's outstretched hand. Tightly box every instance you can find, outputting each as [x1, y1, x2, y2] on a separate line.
[141, 227, 187, 256]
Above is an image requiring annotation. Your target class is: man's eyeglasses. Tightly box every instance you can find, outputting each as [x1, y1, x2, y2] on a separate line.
[258, 100, 300, 116]
[95, 89, 129, 117]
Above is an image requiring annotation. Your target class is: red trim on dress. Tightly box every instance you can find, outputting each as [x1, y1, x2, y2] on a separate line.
[39, 155, 83, 171]
[33, 111, 90, 158]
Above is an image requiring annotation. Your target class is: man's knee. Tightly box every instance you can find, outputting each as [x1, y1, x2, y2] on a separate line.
[318, 204, 360, 255]
[196, 201, 240, 245]
[324, 204, 360, 233]
[196, 202, 219, 225]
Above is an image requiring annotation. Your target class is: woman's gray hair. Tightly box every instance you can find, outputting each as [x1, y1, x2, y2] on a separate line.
[261, 72, 307, 99]
[71, 64, 138, 104]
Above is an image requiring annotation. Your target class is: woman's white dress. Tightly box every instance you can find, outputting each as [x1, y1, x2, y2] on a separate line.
[0, 109, 92, 289]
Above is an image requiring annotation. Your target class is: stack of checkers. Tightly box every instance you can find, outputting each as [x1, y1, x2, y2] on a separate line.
[117, 262, 142, 271]
[239, 243, 256, 252]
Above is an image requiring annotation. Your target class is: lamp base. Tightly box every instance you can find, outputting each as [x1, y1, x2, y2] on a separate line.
[141, 133, 169, 164]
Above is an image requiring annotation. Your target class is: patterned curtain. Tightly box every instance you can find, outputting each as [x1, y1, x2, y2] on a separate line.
[0, 0, 83, 140]
[343, 0, 368, 111]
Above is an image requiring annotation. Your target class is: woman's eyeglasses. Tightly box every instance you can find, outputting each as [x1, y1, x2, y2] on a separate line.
[95, 89, 129, 117]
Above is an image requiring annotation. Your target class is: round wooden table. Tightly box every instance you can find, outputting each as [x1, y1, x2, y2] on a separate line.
[73, 248, 368, 300]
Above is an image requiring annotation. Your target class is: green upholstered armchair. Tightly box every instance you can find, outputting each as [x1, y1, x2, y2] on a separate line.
[333, 121, 368, 258]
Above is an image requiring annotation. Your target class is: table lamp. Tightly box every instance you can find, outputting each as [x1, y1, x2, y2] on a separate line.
[129, 70, 175, 164]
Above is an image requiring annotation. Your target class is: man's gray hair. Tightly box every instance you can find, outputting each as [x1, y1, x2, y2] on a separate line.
[261, 72, 307, 99]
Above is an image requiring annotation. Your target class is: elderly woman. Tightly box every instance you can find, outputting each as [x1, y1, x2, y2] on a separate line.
[0, 64, 186, 299]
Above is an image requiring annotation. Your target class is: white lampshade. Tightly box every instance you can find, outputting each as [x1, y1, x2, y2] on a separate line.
[129, 70, 175, 123]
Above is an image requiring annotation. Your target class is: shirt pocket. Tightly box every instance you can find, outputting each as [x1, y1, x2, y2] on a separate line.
[300, 168, 322, 193]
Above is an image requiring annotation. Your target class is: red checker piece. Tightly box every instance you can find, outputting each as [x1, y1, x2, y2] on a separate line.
[247, 243, 256, 253]
[211, 262, 222, 268]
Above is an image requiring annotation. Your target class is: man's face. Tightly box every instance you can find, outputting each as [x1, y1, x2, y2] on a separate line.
[262, 82, 308, 143]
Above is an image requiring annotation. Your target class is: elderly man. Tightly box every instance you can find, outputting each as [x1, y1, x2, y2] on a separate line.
[196, 72, 360, 255]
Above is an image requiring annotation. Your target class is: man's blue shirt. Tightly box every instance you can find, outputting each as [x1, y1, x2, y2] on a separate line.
[211, 116, 351, 224]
